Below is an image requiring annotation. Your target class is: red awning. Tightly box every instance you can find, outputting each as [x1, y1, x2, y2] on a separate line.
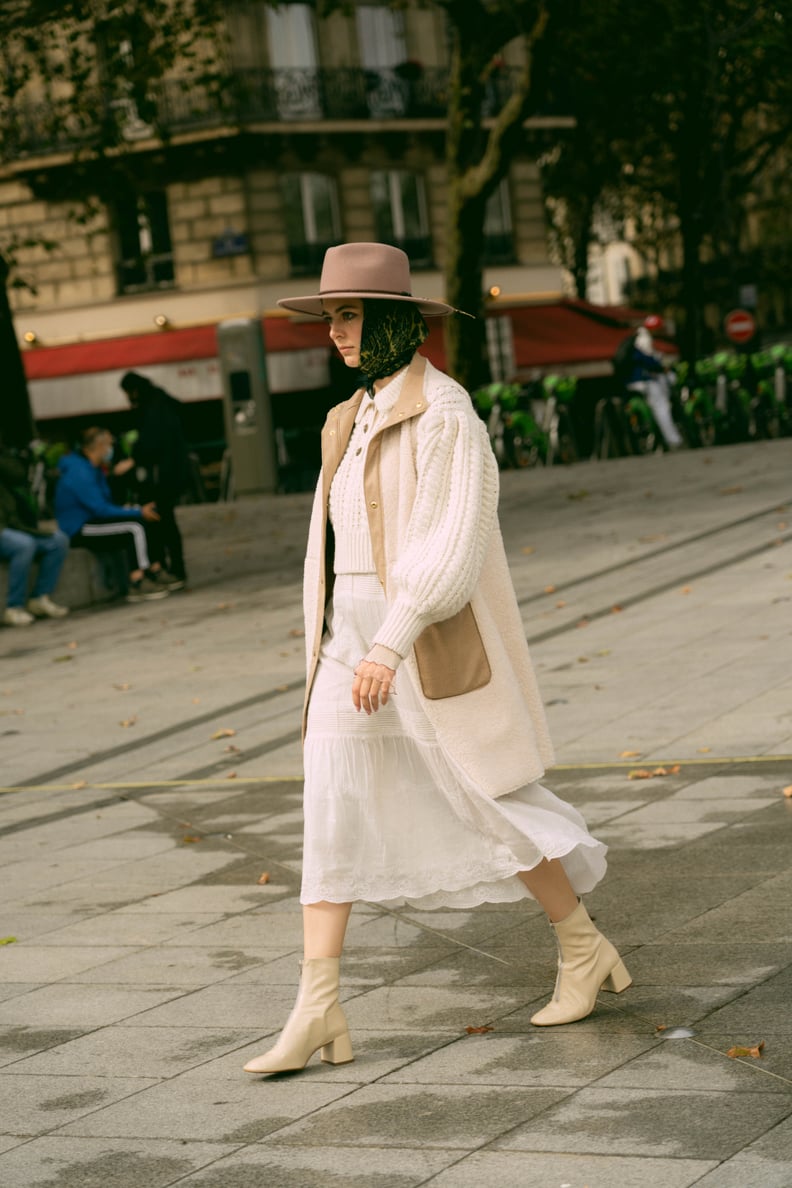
[506, 303, 631, 369]
[22, 317, 331, 381]
[21, 300, 670, 385]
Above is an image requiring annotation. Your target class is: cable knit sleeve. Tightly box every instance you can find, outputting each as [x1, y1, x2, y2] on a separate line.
[372, 386, 499, 660]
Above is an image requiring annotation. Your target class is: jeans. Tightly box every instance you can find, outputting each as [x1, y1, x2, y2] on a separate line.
[0, 527, 69, 608]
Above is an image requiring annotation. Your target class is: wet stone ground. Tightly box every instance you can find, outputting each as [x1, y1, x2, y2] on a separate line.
[0, 765, 790, 1188]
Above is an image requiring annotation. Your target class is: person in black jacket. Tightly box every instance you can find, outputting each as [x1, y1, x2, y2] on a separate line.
[0, 438, 69, 626]
[120, 372, 189, 582]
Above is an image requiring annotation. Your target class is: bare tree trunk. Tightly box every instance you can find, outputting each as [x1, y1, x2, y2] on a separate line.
[444, 181, 490, 392]
[442, 19, 490, 392]
[572, 193, 595, 299]
[441, 1, 548, 393]
[0, 254, 35, 447]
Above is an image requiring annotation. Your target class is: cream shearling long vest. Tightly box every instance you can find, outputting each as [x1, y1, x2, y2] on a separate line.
[302, 352, 556, 799]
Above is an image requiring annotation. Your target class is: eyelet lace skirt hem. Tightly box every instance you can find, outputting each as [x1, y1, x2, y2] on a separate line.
[301, 574, 607, 910]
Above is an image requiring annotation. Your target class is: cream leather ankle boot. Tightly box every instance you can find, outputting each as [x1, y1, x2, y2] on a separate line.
[243, 956, 353, 1074]
[530, 901, 632, 1026]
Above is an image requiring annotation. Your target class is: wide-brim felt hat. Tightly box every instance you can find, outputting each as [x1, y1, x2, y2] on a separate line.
[277, 242, 454, 317]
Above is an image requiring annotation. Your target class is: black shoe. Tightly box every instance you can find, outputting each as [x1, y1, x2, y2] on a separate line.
[149, 568, 185, 591]
[127, 577, 170, 602]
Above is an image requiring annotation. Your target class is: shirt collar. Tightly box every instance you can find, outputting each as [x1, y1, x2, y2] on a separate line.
[368, 367, 408, 415]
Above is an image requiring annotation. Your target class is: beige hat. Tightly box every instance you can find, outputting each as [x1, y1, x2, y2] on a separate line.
[277, 242, 454, 317]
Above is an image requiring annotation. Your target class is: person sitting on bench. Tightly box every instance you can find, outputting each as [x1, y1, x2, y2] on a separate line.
[55, 427, 182, 602]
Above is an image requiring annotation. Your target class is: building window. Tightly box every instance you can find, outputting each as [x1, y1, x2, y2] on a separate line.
[266, 2, 321, 119]
[370, 170, 432, 267]
[356, 5, 408, 117]
[281, 172, 341, 275]
[114, 191, 175, 294]
[484, 178, 515, 264]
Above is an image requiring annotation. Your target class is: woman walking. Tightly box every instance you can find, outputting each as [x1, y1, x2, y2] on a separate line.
[244, 243, 630, 1076]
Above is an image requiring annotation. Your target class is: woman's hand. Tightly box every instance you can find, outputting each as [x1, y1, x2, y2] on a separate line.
[352, 659, 395, 715]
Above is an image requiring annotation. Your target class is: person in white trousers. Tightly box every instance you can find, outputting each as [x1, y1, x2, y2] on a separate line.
[627, 316, 684, 449]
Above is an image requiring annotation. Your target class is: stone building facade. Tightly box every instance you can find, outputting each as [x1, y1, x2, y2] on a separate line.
[2, 1, 568, 439]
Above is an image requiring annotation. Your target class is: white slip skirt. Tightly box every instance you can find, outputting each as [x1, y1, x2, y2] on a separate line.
[301, 574, 607, 909]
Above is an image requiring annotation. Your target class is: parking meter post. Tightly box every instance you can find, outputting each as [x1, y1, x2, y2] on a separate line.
[217, 318, 278, 495]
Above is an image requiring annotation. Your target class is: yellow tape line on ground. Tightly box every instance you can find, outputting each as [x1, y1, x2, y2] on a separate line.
[2, 754, 791, 795]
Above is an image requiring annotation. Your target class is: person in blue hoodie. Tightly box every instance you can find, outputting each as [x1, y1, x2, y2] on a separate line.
[55, 427, 182, 602]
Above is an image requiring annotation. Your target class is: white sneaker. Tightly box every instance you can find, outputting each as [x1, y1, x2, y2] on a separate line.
[3, 607, 34, 627]
[27, 595, 69, 619]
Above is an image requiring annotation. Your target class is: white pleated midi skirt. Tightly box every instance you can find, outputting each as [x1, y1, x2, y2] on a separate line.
[301, 574, 608, 909]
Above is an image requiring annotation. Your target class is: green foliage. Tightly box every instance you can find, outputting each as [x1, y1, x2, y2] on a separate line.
[0, 1, 228, 155]
[540, 1, 792, 352]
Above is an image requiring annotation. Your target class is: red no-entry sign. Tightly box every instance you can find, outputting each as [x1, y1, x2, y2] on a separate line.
[724, 309, 756, 344]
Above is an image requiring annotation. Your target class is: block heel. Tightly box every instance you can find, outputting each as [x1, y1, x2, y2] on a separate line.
[531, 902, 633, 1026]
[601, 958, 632, 993]
[321, 1030, 353, 1064]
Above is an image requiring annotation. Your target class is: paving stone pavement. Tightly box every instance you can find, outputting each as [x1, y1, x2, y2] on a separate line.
[1, 440, 791, 1187]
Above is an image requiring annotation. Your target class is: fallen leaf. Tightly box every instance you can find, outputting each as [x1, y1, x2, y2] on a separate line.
[215, 602, 234, 610]
[226, 771, 238, 779]
[697, 747, 712, 753]
[182, 835, 202, 844]
[119, 716, 138, 728]
[611, 604, 623, 613]
[465, 1025, 493, 1035]
[114, 683, 131, 691]
[0, 936, 17, 945]
[783, 785, 792, 798]
[521, 546, 535, 555]
[777, 521, 788, 530]
[276, 684, 290, 692]
[620, 750, 641, 759]
[578, 656, 589, 664]
[567, 489, 589, 501]
[211, 728, 236, 740]
[669, 764, 681, 774]
[224, 744, 240, 754]
[257, 872, 271, 885]
[640, 533, 669, 543]
[67, 640, 78, 650]
[544, 584, 556, 594]
[655, 1024, 668, 1032]
[52, 654, 73, 663]
[596, 649, 611, 656]
[629, 765, 677, 780]
[288, 628, 305, 638]
[192, 697, 201, 705]
[726, 1041, 764, 1059]
[720, 485, 743, 495]
[555, 599, 567, 608]
[576, 617, 590, 629]
[680, 586, 692, 594]
[70, 780, 87, 790]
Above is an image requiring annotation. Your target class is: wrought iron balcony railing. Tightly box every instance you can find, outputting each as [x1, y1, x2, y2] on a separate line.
[4, 65, 533, 159]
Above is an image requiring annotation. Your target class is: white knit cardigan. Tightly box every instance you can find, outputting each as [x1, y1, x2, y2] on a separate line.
[303, 354, 556, 799]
